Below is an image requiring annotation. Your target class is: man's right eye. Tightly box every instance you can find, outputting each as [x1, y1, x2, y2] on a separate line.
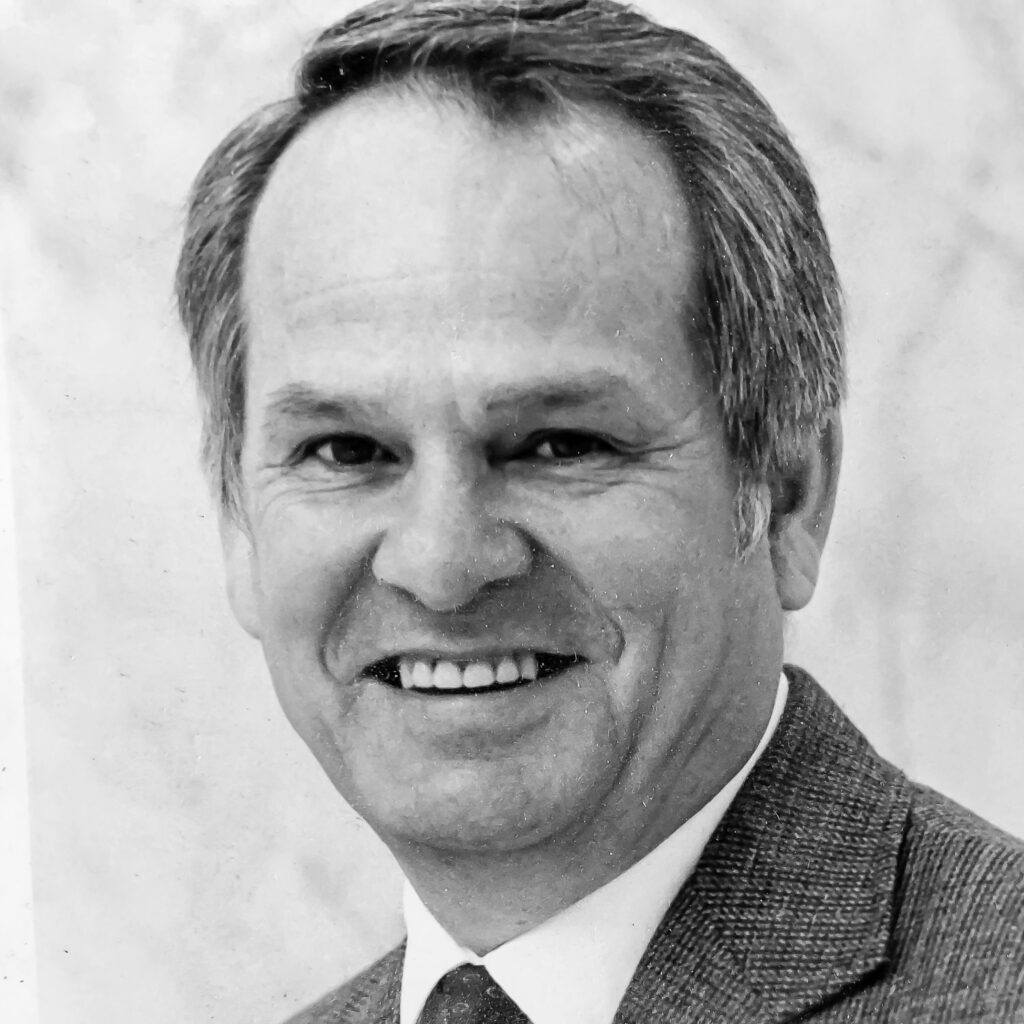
[307, 435, 397, 467]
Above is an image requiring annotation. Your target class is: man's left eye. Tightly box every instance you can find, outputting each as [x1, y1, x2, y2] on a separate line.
[527, 432, 617, 461]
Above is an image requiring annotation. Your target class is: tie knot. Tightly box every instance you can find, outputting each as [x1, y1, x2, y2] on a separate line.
[419, 964, 529, 1024]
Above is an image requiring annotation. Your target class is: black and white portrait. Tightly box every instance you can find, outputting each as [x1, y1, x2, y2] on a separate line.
[4, 2, 1023, 1022]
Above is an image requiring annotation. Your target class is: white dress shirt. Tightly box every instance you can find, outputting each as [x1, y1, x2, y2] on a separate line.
[400, 672, 788, 1024]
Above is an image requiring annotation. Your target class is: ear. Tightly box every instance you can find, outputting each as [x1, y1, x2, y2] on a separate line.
[768, 416, 842, 611]
[219, 513, 263, 639]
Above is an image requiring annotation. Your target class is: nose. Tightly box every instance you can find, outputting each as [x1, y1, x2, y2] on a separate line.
[371, 456, 533, 612]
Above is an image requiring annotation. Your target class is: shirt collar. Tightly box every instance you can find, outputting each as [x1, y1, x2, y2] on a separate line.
[401, 672, 788, 1024]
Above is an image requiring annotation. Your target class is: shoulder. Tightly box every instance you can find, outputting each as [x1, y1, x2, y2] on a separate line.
[760, 669, 1024, 1020]
[899, 780, 1024, 942]
[281, 946, 403, 1024]
[885, 780, 1024, 1015]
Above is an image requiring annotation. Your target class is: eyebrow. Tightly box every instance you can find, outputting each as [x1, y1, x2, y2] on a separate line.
[261, 384, 390, 435]
[261, 373, 668, 433]
[481, 373, 658, 417]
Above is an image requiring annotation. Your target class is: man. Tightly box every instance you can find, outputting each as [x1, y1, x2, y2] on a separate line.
[175, 1, 1024, 1021]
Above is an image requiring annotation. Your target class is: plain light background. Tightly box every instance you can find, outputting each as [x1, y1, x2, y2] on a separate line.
[4, 1, 1024, 1022]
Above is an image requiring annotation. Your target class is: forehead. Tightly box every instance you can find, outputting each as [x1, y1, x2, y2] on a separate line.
[243, 84, 700, 399]
[241, 83, 704, 419]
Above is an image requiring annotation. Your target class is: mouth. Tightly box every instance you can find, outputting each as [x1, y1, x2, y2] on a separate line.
[362, 652, 583, 695]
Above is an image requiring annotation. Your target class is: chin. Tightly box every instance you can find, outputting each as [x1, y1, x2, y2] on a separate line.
[342, 754, 615, 856]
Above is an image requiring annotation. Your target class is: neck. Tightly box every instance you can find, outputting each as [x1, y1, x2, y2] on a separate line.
[393, 674, 779, 953]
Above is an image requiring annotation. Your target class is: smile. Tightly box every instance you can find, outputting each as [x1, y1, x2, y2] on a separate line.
[363, 652, 582, 694]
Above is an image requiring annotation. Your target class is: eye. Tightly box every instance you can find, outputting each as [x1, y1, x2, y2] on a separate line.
[308, 435, 397, 467]
[527, 431, 617, 461]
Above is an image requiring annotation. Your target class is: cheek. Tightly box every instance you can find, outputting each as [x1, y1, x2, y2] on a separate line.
[248, 501, 378, 766]
[514, 477, 737, 623]
[249, 499, 371, 670]
[511, 483, 745, 759]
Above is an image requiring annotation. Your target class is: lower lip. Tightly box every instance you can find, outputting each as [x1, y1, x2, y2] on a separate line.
[352, 660, 594, 749]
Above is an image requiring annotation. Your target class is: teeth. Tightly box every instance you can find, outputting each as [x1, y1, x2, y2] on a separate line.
[393, 653, 553, 692]
[495, 657, 519, 684]
[463, 662, 496, 689]
[432, 661, 463, 690]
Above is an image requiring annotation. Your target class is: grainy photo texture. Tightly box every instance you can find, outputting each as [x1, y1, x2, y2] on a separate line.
[5, 2, 1024, 1023]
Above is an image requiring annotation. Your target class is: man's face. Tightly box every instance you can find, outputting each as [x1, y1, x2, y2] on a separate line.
[228, 88, 784, 857]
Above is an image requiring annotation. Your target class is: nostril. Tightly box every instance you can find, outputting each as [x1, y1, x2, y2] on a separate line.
[371, 513, 533, 611]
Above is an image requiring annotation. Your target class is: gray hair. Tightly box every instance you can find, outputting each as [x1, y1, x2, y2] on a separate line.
[176, 0, 844, 551]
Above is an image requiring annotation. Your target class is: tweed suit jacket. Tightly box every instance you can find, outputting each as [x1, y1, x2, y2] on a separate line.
[284, 667, 1024, 1023]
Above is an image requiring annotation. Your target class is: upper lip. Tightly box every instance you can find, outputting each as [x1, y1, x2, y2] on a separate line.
[365, 645, 583, 666]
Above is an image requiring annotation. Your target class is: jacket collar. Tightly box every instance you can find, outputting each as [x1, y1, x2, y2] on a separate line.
[614, 666, 911, 1024]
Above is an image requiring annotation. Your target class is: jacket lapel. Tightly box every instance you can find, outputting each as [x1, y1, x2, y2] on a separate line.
[289, 944, 403, 1024]
[614, 666, 911, 1024]
[361, 946, 403, 1024]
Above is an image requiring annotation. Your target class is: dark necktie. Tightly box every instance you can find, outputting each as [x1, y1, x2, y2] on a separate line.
[418, 964, 531, 1024]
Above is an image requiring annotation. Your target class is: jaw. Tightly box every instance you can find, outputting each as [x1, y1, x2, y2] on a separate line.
[279, 650, 624, 852]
